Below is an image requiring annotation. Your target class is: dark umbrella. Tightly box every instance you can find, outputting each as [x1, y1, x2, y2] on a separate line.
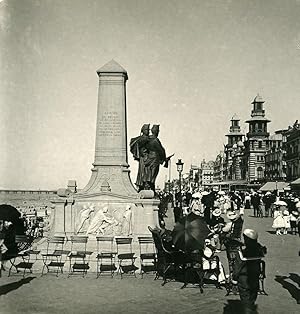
[0, 204, 21, 222]
[172, 212, 211, 253]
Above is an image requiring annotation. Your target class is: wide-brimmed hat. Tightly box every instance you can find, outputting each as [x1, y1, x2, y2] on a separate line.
[192, 192, 202, 199]
[292, 210, 299, 216]
[212, 208, 222, 217]
[283, 210, 289, 216]
[226, 210, 238, 220]
[296, 202, 300, 208]
[243, 228, 258, 240]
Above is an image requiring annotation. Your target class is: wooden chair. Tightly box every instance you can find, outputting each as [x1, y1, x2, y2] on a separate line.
[68, 236, 90, 277]
[138, 236, 156, 278]
[115, 237, 138, 279]
[8, 235, 37, 277]
[96, 236, 117, 278]
[41, 236, 67, 276]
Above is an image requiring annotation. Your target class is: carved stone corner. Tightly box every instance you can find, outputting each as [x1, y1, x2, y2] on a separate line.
[138, 190, 155, 199]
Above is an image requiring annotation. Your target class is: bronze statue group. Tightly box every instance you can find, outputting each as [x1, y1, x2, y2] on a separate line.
[130, 124, 172, 193]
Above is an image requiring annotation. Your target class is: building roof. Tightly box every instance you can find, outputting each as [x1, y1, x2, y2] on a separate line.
[245, 116, 271, 123]
[231, 113, 240, 121]
[225, 131, 244, 136]
[252, 94, 265, 104]
[97, 60, 127, 74]
[269, 133, 283, 141]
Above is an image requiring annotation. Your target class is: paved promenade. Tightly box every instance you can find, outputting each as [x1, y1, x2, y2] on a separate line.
[0, 212, 299, 314]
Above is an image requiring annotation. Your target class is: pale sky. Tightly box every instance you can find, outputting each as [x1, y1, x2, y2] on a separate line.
[1, 0, 300, 190]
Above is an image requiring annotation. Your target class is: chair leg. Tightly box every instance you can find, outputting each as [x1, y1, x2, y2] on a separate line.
[162, 265, 171, 286]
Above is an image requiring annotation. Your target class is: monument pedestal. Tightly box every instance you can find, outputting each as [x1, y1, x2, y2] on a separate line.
[50, 193, 160, 239]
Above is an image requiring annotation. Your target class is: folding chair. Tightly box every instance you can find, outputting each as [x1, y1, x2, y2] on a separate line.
[202, 248, 224, 289]
[41, 236, 67, 276]
[138, 236, 156, 278]
[115, 237, 138, 279]
[96, 236, 117, 278]
[148, 226, 187, 286]
[8, 235, 37, 277]
[68, 236, 90, 277]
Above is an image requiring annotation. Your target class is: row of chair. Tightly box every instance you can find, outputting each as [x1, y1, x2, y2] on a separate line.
[5, 235, 156, 279]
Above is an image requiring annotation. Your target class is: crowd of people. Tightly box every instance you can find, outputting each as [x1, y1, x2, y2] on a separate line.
[157, 189, 300, 237]
[156, 187, 299, 313]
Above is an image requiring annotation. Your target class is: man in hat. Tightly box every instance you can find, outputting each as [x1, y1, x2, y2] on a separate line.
[232, 229, 267, 314]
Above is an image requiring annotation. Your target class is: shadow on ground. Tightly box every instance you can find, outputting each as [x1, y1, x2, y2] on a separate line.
[274, 274, 300, 304]
[0, 276, 36, 296]
[223, 299, 258, 314]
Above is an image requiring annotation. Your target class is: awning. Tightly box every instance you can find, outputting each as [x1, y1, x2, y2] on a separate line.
[290, 178, 300, 185]
[259, 181, 289, 192]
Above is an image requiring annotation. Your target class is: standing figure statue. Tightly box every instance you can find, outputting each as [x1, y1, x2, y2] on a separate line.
[130, 124, 150, 191]
[121, 205, 133, 236]
[144, 124, 171, 192]
[130, 124, 172, 194]
[76, 204, 95, 234]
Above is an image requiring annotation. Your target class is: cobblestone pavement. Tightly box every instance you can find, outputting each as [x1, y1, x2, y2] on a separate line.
[0, 211, 299, 314]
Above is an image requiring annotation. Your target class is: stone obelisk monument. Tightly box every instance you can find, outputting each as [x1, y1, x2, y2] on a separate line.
[82, 60, 137, 196]
[50, 60, 159, 238]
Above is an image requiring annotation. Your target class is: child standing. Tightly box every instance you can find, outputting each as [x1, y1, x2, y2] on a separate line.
[272, 206, 285, 235]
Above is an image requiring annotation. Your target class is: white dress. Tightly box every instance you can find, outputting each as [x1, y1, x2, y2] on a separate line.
[272, 211, 285, 229]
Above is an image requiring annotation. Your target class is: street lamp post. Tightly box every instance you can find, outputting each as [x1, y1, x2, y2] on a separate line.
[176, 159, 184, 212]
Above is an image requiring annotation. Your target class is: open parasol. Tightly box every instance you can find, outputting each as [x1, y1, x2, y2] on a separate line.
[0, 204, 21, 222]
[172, 212, 211, 253]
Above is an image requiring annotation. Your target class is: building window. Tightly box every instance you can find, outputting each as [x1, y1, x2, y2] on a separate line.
[257, 167, 264, 179]
[258, 141, 262, 148]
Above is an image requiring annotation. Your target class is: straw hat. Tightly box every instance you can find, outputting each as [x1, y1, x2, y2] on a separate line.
[212, 208, 222, 217]
[226, 210, 238, 220]
[243, 229, 258, 240]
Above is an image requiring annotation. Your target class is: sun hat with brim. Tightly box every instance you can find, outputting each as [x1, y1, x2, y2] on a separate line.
[243, 229, 258, 240]
[274, 200, 287, 206]
[218, 191, 225, 195]
[226, 211, 238, 220]
[192, 192, 202, 199]
[296, 202, 300, 208]
[202, 191, 210, 196]
[292, 210, 299, 216]
[283, 210, 290, 216]
[212, 208, 222, 217]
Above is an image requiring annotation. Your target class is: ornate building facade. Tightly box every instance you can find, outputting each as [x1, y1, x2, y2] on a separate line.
[224, 114, 244, 181]
[264, 130, 287, 181]
[242, 94, 271, 183]
[285, 121, 300, 181]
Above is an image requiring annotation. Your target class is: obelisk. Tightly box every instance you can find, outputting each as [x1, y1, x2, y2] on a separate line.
[80, 60, 137, 196]
[50, 61, 159, 238]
